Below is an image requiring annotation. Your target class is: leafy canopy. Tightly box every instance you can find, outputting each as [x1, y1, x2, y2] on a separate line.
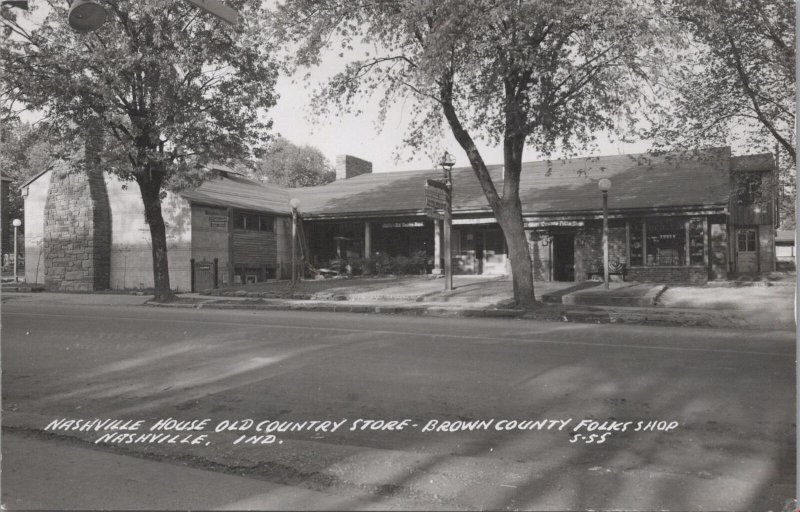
[276, 0, 667, 165]
[647, 0, 795, 163]
[252, 136, 335, 188]
[1, 0, 279, 189]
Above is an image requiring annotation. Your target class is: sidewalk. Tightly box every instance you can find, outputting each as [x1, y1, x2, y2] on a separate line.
[4, 275, 793, 331]
[150, 276, 794, 331]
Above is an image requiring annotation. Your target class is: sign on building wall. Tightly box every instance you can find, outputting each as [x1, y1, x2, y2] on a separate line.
[207, 215, 228, 229]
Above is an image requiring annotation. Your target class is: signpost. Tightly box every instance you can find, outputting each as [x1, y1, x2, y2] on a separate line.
[433, 152, 456, 291]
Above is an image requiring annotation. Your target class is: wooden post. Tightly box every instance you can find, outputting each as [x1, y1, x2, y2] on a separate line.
[291, 209, 297, 285]
[444, 171, 453, 291]
[190, 258, 195, 293]
[227, 208, 234, 285]
[433, 220, 441, 274]
[213, 258, 219, 289]
[685, 219, 691, 266]
[13, 224, 18, 283]
[364, 222, 371, 260]
[602, 191, 609, 289]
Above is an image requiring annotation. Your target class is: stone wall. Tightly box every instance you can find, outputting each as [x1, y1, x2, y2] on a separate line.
[42, 167, 111, 291]
[575, 224, 627, 280]
[709, 223, 728, 280]
[627, 266, 708, 285]
[758, 226, 775, 272]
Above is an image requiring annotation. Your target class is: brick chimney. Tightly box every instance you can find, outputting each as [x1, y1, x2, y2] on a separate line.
[336, 155, 373, 180]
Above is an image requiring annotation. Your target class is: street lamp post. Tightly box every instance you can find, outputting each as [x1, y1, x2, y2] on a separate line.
[598, 179, 612, 290]
[12, 218, 21, 282]
[289, 198, 301, 285]
[439, 151, 456, 292]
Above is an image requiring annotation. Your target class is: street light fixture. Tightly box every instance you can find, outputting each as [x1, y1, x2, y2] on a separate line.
[598, 178, 612, 289]
[289, 198, 301, 285]
[68, 0, 107, 33]
[12, 218, 21, 283]
[438, 151, 455, 292]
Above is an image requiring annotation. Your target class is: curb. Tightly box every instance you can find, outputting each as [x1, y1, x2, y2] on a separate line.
[145, 299, 793, 331]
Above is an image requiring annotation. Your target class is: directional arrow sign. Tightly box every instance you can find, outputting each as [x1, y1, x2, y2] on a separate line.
[184, 0, 240, 25]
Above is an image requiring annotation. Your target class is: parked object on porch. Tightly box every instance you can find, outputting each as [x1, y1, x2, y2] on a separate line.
[586, 259, 627, 281]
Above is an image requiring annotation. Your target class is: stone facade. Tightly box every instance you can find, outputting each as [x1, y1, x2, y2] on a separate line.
[42, 168, 111, 291]
[626, 266, 708, 285]
[574, 224, 627, 279]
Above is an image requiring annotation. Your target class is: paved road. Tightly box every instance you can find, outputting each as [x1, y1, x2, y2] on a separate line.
[1, 300, 795, 510]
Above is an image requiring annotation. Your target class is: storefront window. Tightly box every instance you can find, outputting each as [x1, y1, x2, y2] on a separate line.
[689, 219, 705, 265]
[645, 218, 685, 266]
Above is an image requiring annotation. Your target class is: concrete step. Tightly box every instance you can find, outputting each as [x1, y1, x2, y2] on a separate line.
[560, 284, 666, 307]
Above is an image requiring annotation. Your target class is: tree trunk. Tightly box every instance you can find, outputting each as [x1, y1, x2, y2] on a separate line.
[138, 175, 173, 301]
[496, 197, 535, 307]
[438, 75, 536, 307]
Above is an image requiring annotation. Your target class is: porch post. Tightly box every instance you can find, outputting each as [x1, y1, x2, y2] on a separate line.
[433, 220, 442, 274]
[364, 222, 372, 260]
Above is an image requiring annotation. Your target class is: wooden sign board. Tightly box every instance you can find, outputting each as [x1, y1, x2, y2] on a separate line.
[426, 178, 448, 192]
[424, 179, 449, 211]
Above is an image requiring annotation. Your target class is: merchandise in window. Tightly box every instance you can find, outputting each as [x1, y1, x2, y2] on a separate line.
[645, 219, 685, 266]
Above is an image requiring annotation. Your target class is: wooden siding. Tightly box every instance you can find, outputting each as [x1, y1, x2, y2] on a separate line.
[732, 202, 774, 226]
[232, 230, 277, 266]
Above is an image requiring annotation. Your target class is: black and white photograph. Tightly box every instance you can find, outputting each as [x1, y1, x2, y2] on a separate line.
[0, 0, 796, 510]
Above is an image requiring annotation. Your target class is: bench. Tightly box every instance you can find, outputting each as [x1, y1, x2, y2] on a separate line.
[586, 262, 627, 281]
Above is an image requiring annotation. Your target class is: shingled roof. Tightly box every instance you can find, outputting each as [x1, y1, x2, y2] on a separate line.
[294, 147, 737, 218]
[181, 171, 291, 215]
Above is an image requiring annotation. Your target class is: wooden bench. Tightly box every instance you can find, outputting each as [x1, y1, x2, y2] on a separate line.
[586, 263, 627, 281]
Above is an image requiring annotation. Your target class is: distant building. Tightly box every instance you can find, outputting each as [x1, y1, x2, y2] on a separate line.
[775, 229, 795, 267]
[20, 147, 779, 291]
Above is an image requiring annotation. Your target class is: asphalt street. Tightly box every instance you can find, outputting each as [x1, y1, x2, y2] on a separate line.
[1, 299, 795, 510]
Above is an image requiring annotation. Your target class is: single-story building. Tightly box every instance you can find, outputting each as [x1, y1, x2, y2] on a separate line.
[20, 146, 779, 291]
[775, 229, 795, 267]
[21, 164, 293, 292]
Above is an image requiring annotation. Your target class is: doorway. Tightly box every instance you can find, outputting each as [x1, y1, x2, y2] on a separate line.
[552, 233, 575, 281]
[735, 227, 758, 273]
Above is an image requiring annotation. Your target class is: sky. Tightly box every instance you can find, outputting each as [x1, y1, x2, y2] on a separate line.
[268, 51, 651, 174]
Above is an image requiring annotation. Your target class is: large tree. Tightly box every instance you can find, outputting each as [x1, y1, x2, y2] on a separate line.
[1, 0, 278, 300]
[648, 0, 795, 227]
[649, 0, 794, 162]
[275, 0, 664, 305]
[252, 136, 335, 187]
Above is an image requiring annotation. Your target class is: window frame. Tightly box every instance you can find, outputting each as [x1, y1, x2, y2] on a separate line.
[233, 211, 274, 232]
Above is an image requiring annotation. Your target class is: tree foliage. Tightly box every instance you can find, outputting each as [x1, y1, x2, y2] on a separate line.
[0, 121, 66, 230]
[647, 0, 795, 161]
[274, 0, 666, 304]
[1, 0, 279, 298]
[252, 137, 335, 188]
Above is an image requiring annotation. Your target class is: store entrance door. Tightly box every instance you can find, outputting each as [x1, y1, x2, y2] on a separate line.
[552, 234, 575, 281]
